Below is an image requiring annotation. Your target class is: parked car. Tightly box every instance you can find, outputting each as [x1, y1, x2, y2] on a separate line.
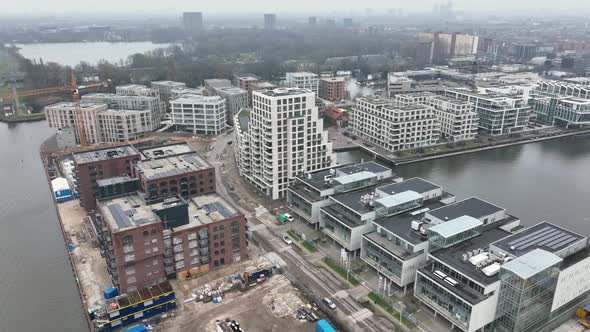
[283, 236, 293, 245]
[323, 298, 337, 310]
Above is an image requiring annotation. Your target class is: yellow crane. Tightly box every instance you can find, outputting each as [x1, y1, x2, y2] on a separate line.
[0, 69, 111, 147]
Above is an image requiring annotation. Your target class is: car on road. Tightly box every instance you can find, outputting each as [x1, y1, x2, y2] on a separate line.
[209, 145, 214, 150]
[323, 298, 337, 310]
[227, 141, 233, 145]
[283, 236, 293, 245]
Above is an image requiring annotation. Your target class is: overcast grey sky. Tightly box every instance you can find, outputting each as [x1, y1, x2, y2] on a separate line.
[1, 0, 587, 16]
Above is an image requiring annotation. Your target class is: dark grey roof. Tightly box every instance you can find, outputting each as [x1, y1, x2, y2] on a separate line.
[375, 200, 447, 245]
[491, 221, 587, 257]
[427, 197, 504, 221]
[297, 161, 391, 192]
[73, 145, 139, 164]
[337, 161, 389, 175]
[430, 227, 512, 288]
[331, 186, 376, 215]
[377, 177, 440, 195]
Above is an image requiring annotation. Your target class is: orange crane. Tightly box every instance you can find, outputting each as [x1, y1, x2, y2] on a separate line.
[0, 69, 111, 147]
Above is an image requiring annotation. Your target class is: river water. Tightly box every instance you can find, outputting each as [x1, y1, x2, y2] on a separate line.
[11, 41, 175, 66]
[1, 121, 589, 331]
[337, 137, 590, 234]
[0, 121, 86, 331]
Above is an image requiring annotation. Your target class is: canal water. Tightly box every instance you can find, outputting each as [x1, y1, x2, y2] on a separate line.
[336, 137, 590, 234]
[0, 121, 86, 331]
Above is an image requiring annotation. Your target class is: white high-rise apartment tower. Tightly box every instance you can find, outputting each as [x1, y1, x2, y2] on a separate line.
[235, 88, 334, 200]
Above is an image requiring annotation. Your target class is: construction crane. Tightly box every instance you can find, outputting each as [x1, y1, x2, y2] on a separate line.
[0, 69, 111, 147]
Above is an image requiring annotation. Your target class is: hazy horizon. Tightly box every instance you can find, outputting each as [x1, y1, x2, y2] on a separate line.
[2, 0, 589, 17]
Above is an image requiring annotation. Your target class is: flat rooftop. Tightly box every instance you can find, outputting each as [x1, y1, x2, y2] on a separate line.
[73, 145, 139, 164]
[46, 102, 106, 110]
[139, 143, 193, 160]
[215, 86, 247, 95]
[330, 186, 376, 216]
[320, 77, 345, 82]
[257, 88, 312, 97]
[427, 197, 504, 222]
[99, 192, 160, 232]
[502, 248, 563, 279]
[491, 221, 587, 257]
[96, 175, 134, 187]
[296, 161, 390, 192]
[430, 227, 512, 288]
[356, 96, 393, 105]
[377, 177, 440, 196]
[375, 200, 447, 245]
[171, 94, 224, 104]
[151, 81, 186, 87]
[179, 194, 240, 231]
[135, 152, 212, 181]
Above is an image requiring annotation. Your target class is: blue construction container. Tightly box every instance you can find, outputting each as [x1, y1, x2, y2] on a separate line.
[316, 319, 336, 332]
[104, 287, 118, 300]
[51, 177, 72, 203]
[122, 324, 147, 332]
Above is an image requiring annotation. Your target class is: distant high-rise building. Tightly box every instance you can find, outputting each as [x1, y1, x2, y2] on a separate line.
[264, 13, 276, 30]
[183, 12, 203, 36]
[308, 16, 317, 26]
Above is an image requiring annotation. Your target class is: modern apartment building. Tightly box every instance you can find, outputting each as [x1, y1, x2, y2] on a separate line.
[151, 81, 187, 110]
[211, 86, 248, 123]
[115, 84, 160, 97]
[286, 72, 319, 94]
[319, 77, 345, 102]
[170, 94, 226, 135]
[351, 96, 440, 152]
[427, 95, 478, 141]
[287, 161, 396, 228]
[96, 108, 154, 142]
[234, 88, 334, 200]
[414, 219, 590, 332]
[170, 87, 206, 99]
[46, 102, 106, 144]
[203, 79, 232, 92]
[132, 151, 216, 201]
[530, 94, 590, 127]
[81, 92, 163, 129]
[73, 145, 141, 211]
[92, 191, 248, 293]
[444, 89, 531, 135]
[234, 73, 260, 92]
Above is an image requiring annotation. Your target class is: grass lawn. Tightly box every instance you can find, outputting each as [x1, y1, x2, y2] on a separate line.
[321, 257, 360, 286]
[367, 292, 415, 327]
[302, 241, 317, 252]
[286, 230, 302, 242]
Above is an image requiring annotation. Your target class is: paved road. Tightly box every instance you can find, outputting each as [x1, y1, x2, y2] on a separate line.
[205, 133, 398, 332]
[252, 225, 397, 332]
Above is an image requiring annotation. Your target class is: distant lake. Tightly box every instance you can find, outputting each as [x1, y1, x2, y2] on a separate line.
[10, 41, 177, 67]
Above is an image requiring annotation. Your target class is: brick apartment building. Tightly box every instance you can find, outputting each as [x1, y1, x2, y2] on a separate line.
[319, 77, 345, 102]
[132, 151, 216, 201]
[74, 146, 141, 211]
[94, 192, 248, 293]
[95, 192, 166, 292]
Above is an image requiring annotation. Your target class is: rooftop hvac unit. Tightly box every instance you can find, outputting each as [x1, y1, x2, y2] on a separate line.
[462, 254, 468, 261]
[467, 252, 473, 258]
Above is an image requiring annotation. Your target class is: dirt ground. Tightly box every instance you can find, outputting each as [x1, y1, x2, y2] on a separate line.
[58, 199, 111, 309]
[158, 274, 316, 332]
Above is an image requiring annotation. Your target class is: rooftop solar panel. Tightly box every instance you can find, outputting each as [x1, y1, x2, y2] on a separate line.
[550, 236, 578, 250]
[515, 229, 563, 250]
[507, 226, 552, 246]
